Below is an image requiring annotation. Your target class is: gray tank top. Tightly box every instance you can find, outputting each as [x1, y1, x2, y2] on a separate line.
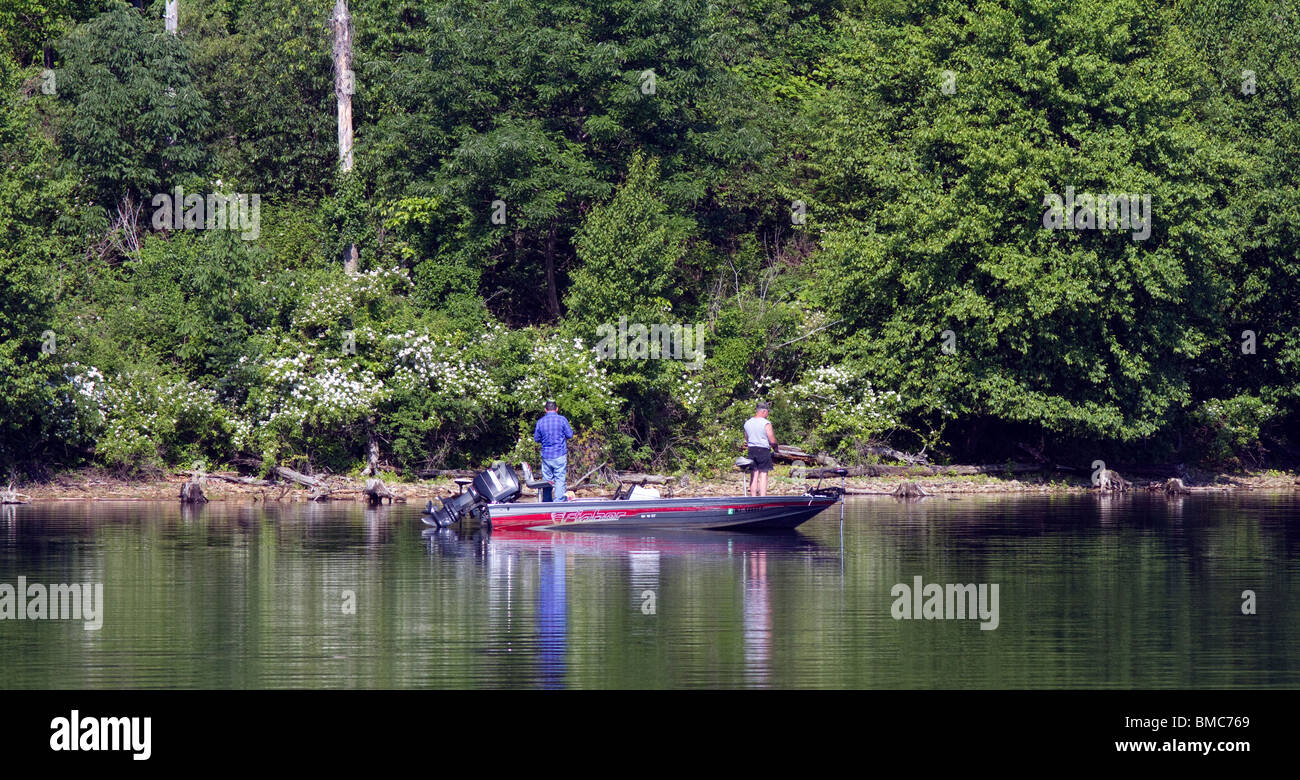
[744, 416, 771, 448]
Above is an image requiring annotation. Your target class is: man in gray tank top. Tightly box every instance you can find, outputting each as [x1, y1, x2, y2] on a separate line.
[742, 401, 778, 496]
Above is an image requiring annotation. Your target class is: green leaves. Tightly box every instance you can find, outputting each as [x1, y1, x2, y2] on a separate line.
[565, 154, 695, 326]
[6, 0, 1300, 473]
[806, 0, 1256, 450]
[55, 2, 210, 208]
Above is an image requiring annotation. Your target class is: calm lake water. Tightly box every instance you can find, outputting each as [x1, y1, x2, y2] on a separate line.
[1, 493, 1297, 689]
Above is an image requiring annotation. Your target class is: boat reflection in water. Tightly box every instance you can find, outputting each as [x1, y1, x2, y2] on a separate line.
[422, 526, 838, 687]
[744, 551, 771, 685]
[421, 525, 832, 559]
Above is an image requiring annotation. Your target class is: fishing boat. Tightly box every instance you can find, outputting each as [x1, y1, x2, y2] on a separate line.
[422, 462, 844, 532]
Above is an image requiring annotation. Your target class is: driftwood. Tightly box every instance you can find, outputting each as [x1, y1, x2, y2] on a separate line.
[1056, 463, 1188, 479]
[363, 478, 394, 504]
[862, 445, 930, 465]
[416, 469, 478, 479]
[179, 479, 207, 503]
[204, 473, 277, 487]
[268, 464, 324, 490]
[892, 481, 929, 498]
[771, 445, 820, 465]
[613, 472, 671, 484]
[571, 461, 609, 488]
[1143, 478, 1227, 494]
[1095, 469, 1131, 492]
[205, 460, 392, 501]
[797, 463, 1046, 479]
[229, 456, 324, 489]
[2, 483, 31, 504]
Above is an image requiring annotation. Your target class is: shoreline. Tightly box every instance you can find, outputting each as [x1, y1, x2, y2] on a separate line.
[8, 466, 1299, 503]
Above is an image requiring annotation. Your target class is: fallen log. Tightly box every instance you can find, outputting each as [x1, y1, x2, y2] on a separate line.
[415, 469, 479, 479]
[613, 472, 671, 484]
[202, 473, 278, 487]
[862, 445, 930, 465]
[229, 455, 335, 499]
[797, 462, 1046, 479]
[1108, 463, 1188, 479]
[230, 455, 326, 488]
[572, 461, 609, 488]
[771, 445, 820, 464]
[272, 464, 324, 489]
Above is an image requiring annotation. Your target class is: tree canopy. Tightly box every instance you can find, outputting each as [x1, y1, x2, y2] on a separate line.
[1, 0, 1297, 477]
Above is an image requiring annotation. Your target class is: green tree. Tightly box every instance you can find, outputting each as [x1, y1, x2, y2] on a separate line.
[54, 2, 211, 210]
[805, 0, 1249, 458]
[0, 52, 96, 470]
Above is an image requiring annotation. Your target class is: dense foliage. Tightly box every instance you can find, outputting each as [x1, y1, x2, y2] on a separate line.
[1, 0, 1297, 479]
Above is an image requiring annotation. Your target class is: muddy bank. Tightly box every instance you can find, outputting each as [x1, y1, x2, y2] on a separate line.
[8, 465, 1299, 504]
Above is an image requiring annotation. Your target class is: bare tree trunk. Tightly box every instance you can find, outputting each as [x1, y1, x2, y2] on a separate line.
[332, 0, 358, 273]
[544, 225, 561, 319]
[361, 425, 380, 477]
[165, 0, 178, 34]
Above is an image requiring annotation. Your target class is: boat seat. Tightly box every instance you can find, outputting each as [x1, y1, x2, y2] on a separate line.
[519, 462, 553, 502]
[735, 457, 754, 496]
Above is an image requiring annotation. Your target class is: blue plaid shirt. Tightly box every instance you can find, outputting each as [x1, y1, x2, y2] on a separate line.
[534, 412, 574, 458]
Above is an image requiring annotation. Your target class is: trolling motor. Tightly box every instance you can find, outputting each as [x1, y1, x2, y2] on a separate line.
[422, 462, 522, 527]
[806, 467, 849, 498]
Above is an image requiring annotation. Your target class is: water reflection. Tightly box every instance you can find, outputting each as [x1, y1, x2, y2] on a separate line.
[538, 550, 567, 688]
[1, 495, 1297, 688]
[743, 551, 771, 686]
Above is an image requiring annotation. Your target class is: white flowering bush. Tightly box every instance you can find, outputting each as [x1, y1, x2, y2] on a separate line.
[1191, 395, 1275, 466]
[69, 366, 236, 470]
[385, 330, 503, 405]
[494, 332, 623, 466]
[239, 349, 386, 460]
[674, 367, 707, 413]
[515, 333, 619, 417]
[289, 266, 413, 335]
[774, 364, 902, 459]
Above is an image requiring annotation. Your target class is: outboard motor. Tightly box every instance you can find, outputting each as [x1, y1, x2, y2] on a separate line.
[423, 462, 522, 527]
[471, 461, 521, 503]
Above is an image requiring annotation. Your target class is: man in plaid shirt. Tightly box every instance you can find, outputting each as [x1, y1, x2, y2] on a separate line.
[533, 399, 575, 501]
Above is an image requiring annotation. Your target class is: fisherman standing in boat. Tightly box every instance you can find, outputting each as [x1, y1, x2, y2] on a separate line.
[534, 399, 575, 501]
[743, 401, 778, 496]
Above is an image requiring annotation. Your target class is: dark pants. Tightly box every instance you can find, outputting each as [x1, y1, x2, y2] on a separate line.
[747, 446, 774, 472]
